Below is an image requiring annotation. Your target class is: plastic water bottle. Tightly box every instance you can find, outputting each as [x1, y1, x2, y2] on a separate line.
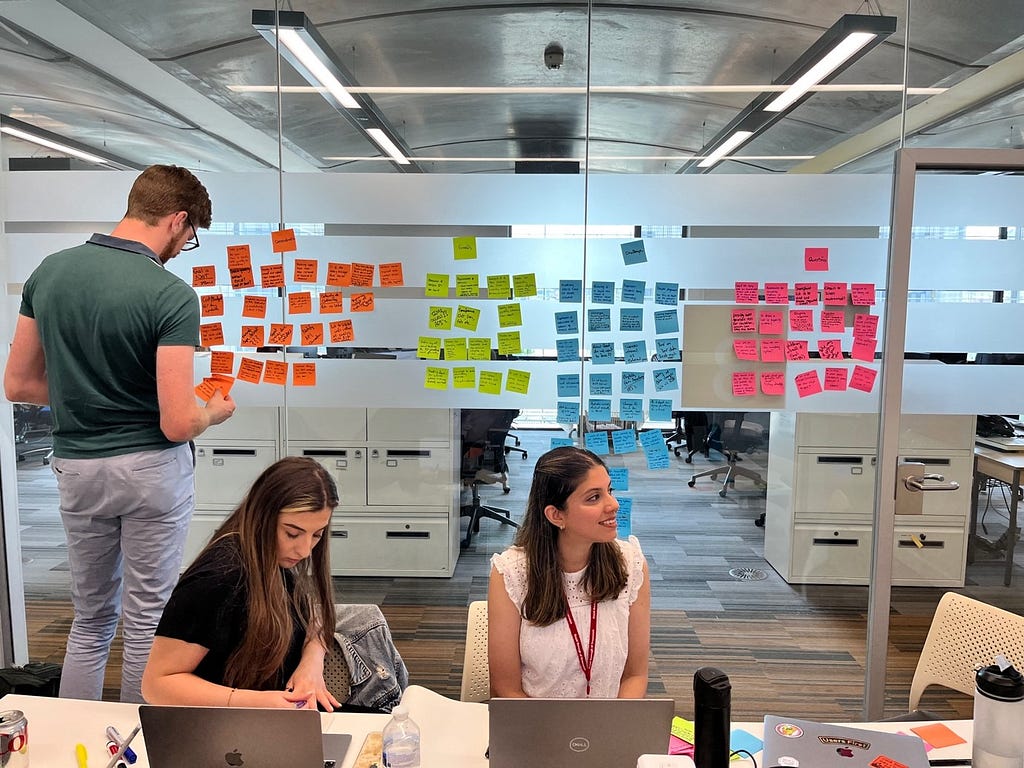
[382, 704, 421, 768]
[973, 655, 1024, 768]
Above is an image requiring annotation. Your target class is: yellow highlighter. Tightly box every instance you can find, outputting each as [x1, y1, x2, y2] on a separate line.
[75, 743, 88, 768]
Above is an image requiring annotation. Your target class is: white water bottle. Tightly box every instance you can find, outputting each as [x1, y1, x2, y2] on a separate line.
[382, 704, 421, 768]
[973, 655, 1024, 768]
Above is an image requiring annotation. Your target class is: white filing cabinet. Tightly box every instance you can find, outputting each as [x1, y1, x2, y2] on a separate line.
[765, 412, 974, 586]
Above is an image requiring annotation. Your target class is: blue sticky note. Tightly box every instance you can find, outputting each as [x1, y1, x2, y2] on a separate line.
[654, 309, 679, 335]
[591, 342, 616, 364]
[585, 431, 610, 456]
[588, 309, 611, 332]
[653, 367, 679, 392]
[638, 429, 665, 452]
[612, 429, 637, 454]
[619, 398, 643, 421]
[621, 279, 646, 304]
[555, 311, 579, 335]
[620, 308, 643, 332]
[588, 398, 612, 422]
[623, 340, 647, 364]
[655, 282, 679, 306]
[556, 338, 580, 362]
[609, 467, 629, 492]
[591, 281, 615, 304]
[655, 337, 680, 361]
[646, 446, 671, 470]
[557, 373, 580, 397]
[560, 279, 583, 303]
[616, 497, 632, 537]
[589, 373, 612, 396]
[550, 437, 575, 449]
[649, 398, 672, 422]
[621, 371, 645, 394]
[556, 400, 580, 424]
[730, 730, 763, 757]
[620, 239, 647, 265]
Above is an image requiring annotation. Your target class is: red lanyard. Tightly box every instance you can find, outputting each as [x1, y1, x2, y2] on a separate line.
[565, 601, 598, 697]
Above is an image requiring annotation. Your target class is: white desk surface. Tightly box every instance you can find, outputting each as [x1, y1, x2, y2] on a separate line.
[0, 689, 971, 768]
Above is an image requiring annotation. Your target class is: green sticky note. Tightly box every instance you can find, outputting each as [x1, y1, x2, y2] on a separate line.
[452, 366, 476, 389]
[444, 337, 468, 361]
[455, 274, 480, 297]
[497, 303, 523, 328]
[423, 366, 449, 390]
[506, 369, 530, 394]
[671, 716, 695, 743]
[512, 273, 537, 297]
[487, 274, 511, 299]
[478, 370, 502, 394]
[468, 337, 492, 360]
[454, 304, 481, 332]
[497, 330, 522, 355]
[424, 273, 450, 298]
[417, 336, 442, 360]
[453, 236, 477, 260]
[428, 305, 453, 330]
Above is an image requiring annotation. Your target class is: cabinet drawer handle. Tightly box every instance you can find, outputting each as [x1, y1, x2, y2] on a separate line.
[811, 537, 859, 546]
[211, 448, 258, 456]
[898, 539, 944, 548]
[330, 530, 349, 538]
[816, 456, 863, 464]
[386, 531, 430, 539]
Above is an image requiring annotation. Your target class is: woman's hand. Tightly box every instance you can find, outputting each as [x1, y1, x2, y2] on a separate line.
[288, 653, 341, 712]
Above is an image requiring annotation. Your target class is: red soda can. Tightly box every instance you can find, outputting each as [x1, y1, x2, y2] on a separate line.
[0, 710, 28, 767]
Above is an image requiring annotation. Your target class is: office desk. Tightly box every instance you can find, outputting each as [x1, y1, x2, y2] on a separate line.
[970, 445, 1024, 585]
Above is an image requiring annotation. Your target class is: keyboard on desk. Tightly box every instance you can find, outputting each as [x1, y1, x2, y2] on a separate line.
[976, 435, 1024, 452]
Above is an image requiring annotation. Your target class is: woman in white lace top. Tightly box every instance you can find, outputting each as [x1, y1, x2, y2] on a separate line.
[488, 446, 650, 698]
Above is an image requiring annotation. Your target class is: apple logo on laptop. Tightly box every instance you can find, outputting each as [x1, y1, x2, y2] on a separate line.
[836, 747, 855, 758]
[224, 749, 244, 766]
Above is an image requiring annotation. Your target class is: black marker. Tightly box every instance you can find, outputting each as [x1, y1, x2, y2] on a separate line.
[928, 759, 971, 766]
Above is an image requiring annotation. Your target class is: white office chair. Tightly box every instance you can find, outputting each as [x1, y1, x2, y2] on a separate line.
[460, 600, 490, 702]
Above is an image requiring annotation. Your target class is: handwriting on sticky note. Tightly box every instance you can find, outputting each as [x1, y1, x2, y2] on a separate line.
[785, 340, 809, 361]
[497, 303, 522, 327]
[759, 311, 783, 335]
[853, 313, 878, 338]
[851, 337, 877, 362]
[764, 282, 789, 304]
[268, 323, 294, 346]
[226, 244, 251, 270]
[760, 371, 785, 395]
[850, 364, 877, 392]
[300, 322, 324, 346]
[292, 362, 316, 386]
[804, 246, 829, 271]
[823, 282, 847, 306]
[789, 309, 814, 332]
[487, 274, 511, 299]
[824, 367, 848, 391]
[731, 309, 756, 334]
[210, 351, 235, 375]
[851, 283, 876, 305]
[732, 371, 756, 397]
[293, 259, 318, 283]
[453, 236, 477, 260]
[760, 339, 785, 362]
[327, 262, 352, 287]
[424, 366, 448, 391]
[319, 291, 343, 314]
[288, 291, 312, 315]
[479, 370, 502, 395]
[468, 337, 491, 360]
[733, 339, 758, 361]
[237, 357, 264, 384]
[497, 331, 522, 355]
[243, 295, 267, 318]
[199, 322, 224, 347]
[271, 228, 297, 253]
[350, 292, 375, 312]
[818, 338, 844, 360]
[452, 366, 476, 389]
[329, 319, 354, 343]
[820, 310, 846, 332]
[424, 273, 449, 297]
[417, 336, 442, 360]
[260, 263, 285, 288]
[734, 281, 759, 304]
[350, 263, 374, 287]
[455, 274, 480, 297]
[512, 273, 537, 297]
[240, 325, 265, 348]
[428, 305, 453, 330]
[795, 370, 822, 397]
[794, 282, 819, 305]
[230, 267, 255, 290]
[200, 294, 224, 317]
[263, 359, 288, 385]
[192, 265, 216, 287]
[506, 369, 530, 394]
[379, 262, 404, 287]
[444, 337, 467, 361]
[454, 305, 480, 332]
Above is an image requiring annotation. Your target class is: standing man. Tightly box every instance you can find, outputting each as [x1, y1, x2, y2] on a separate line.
[4, 165, 236, 702]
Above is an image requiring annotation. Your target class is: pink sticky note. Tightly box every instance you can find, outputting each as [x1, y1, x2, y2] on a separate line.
[785, 339, 809, 361]
[851, 283, 876, 305]
[760, 371, 785, 396]
[851, 337, 877, 362]
[794, 282, 819, 305]
[732, 371, 756, 397]
[789, 309, 814, 332]
[804, 247, 829, 271]
[734, 281, 759, 304]
[795, 370, 822, 397]
[824, 367, 848, 391]
[760, 339, 785, 362]
[764, 283, 789, 305]
[817, 338, 844, 360]
[823, 282, 848, 306]
[759, 311, 783, 335]
[850, 365, 878, 392]
[733, 339, 758, 361]
[731, 309, 756, 334]
[820, 310, 846, 333]
[853, 313, 879, 338]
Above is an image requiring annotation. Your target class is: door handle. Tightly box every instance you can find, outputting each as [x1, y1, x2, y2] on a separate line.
[903, 473, 960, 492]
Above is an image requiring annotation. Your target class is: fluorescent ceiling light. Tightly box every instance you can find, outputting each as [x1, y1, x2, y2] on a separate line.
[0, 125, 108, 164]
[273, 28, 360, 109]
[229, 84, 946, 96]
[697, 131, 754, 168]
[765, 32, 876, 112]
[366, 128, 410, 165]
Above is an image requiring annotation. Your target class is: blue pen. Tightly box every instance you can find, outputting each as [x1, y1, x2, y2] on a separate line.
[105, 726, 138, 764]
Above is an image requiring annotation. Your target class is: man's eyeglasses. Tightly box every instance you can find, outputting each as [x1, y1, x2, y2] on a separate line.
[180, 215, 200, 251]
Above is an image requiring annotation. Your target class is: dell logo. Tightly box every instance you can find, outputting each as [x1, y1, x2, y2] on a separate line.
[569, 737, 590, 752]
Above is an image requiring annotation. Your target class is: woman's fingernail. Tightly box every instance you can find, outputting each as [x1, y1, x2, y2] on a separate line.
[295, 700, 307, 709]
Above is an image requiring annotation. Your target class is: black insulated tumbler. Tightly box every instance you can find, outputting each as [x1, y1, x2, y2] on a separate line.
[693, 666, 731, 768]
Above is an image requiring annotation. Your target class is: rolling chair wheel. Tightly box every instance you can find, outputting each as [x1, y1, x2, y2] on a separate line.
[687, 479, 696, 488]
[503, 488, 510, 494]
[522, 452, 528, 459]
[684, 456, 693, 464]
[673, 448, 681, 457]
[719, 489, 728, 498]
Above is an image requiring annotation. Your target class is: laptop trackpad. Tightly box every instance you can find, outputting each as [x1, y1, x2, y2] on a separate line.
[323, 733, 353, 768]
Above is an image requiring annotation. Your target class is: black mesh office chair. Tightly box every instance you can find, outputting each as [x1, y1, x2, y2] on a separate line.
[13, 404, 53, 465]
[687, 412, 767, 499]
[460, 409, 521, 548]
[678, 411, 710, 461]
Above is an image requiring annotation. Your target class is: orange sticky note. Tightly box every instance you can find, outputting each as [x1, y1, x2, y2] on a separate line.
[795, 370, 822, 397]
[199, 322, 224, 347]
[350, 292, 375, 312]
[260, 263, 285, 288]
[794, 282, 819, 305]
[850, 364, 878, 393]
[293, 259, 318, 283]
[909, 723, 966, 749]
[288, 291, 313, 314]
[192, 265, 216, 287]
[237, 357, 264, 384]
[329, 319, 354, 343]
[734, 281, 759, 304]
[226, 244, 252, 270]
[824, 367, 848, 391]
[210, 351, 235, 375]
[821, 310, 846, 333]
[759, 310, 783, 335]
[242, 295, 268, 319]
[240, 325, 265, 348]
[817, 338, 844, 360]
[824, 282, 848, 305]
[785, 339, 810, 361]
[301, 322, 324, 345]
[268, 323, 294, 346]
[733, 339, 758, 361]
[789, 309, 814, 332]
[271, 228, 297, 253]
[730, 309, 756, 334]
[732, 371, 756, 397]
[319, 292, 344, 314]
[292, 362, 317, 386]
[350, 263, 375, 287]
[200, 294, 224, 317]
[379, 262, 404, 287]
[760, 339, 785, 362]
[194, 377, 220, 402]
[230, 267, 255, 290]
[764, 283, 789, 304]
[326, 262, 352, 287]
[263, 359, 288, 385]
[760, 371, 786, 396]
[208, 373, 235, 396]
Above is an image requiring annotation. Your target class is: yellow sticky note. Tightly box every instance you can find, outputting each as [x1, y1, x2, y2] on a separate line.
[497, 303, 523, 328]
[424, 366, 449, 390]
[512, 273, 537, 297]
[455, 274, 480, 297]
[454, 305, 480, 332]
[497, 330, 522, 355]
[506, 369, 530, 395]
[452, 366, 476, 389]
[425, 273, 450, 298]
[468, 337, 492, 361]
[453, 236, 477, 260]
[671, 717, 695, 743]
[478, 370, 502, 395]
[417, 336, 442, 360]
[444, 337, 468, 361]
[428, 305, 453, 330]
[487, 274, 511, 300]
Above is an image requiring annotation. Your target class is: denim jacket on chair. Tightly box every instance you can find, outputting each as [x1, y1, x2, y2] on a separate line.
[333, 603, 408, 712]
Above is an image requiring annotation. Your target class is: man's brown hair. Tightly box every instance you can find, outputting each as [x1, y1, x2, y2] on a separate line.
[124, 164, 212, 229]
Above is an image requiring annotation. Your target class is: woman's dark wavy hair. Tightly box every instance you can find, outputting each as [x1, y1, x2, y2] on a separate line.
[512, 446, 627, 626]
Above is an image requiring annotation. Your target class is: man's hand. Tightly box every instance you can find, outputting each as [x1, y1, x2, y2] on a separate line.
[205, 389, 236, 426]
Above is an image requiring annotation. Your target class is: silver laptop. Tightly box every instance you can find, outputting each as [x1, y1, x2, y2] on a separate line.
[139, 705, 352, 768]
[762, 715, 928, 768]
[488, 698, 674, 768]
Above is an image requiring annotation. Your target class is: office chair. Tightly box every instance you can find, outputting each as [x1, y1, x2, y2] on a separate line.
[502, 413, 528, 460]
[460, 409, 521, 548]
[678, 411, 710, 461]
[460, 600, 490, 702]
[687, 412, 767, 499]
[663, 410, 686, 451]
[13, 404, 53, 465]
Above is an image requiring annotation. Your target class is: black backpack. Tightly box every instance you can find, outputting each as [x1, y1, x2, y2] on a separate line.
[0, 662, 61, 697]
